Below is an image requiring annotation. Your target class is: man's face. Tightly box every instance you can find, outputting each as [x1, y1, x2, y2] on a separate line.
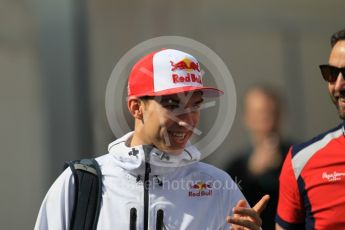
[328, 40, 345, 119]
[244, 90, 279, 136]
[140, 91, 203, 154]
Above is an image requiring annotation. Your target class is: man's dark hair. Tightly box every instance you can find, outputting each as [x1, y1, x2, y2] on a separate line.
[331, 28, 345, 47]
[139, 96, 154, 101]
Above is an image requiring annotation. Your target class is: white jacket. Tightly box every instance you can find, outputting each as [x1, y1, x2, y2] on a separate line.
[35, 132, 246, 230]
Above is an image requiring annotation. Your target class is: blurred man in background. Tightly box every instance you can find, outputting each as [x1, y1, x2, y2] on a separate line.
[276, 28, 345, 229]
[226, 86, 291, 230]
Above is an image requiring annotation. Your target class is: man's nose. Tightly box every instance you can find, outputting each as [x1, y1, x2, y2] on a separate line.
[177, 110, 197, 127]
[178, 113, 194, 127]
[334, 73, 345, 92]
[174, 109, 202, 135]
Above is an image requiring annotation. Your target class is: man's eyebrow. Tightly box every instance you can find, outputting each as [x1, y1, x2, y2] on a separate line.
[160, 98, 180, 104]
[195, 98, 204, 104]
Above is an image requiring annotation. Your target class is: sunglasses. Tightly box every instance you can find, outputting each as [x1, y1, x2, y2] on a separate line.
[319, 64, 345, 83]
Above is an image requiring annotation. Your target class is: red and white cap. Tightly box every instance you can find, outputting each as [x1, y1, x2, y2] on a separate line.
[128, 49, 223, 97]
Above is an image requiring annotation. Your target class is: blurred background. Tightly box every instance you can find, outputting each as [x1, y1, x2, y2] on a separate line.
[1, 0, 345, 228]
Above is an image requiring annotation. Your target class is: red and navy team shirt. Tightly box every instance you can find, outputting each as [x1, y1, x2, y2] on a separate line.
[276, 122, 345, 229]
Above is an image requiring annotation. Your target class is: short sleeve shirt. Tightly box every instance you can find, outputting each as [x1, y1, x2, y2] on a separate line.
[276, 122, 345, 229]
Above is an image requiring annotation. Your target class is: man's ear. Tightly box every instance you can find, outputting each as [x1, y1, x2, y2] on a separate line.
[128, 97, 143, 120]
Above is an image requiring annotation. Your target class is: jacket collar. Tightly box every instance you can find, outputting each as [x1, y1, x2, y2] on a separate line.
[108, 132, 201, 176]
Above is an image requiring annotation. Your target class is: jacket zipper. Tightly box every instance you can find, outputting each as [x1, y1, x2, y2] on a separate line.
[156, 209, 164, 230]
[129, 208, 137, 230]
[143, 146, 152, 230]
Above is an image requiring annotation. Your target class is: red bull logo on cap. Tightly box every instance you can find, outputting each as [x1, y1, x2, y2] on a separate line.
[170, 58, 200, 72]
[172, 73, 202, 84]
[170, 58, 202, 85]
[188, 181, 212, 197]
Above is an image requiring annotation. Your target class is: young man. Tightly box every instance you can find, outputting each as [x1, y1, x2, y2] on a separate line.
[35, 49, 268, 229]
[276, 29, 345, 229]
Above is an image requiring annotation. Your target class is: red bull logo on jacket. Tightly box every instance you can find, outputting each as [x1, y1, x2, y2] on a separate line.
[188, 181, 212, 197]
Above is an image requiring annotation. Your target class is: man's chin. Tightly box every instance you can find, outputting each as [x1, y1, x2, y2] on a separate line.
[336, 105, 345, 120]
[154, 142, 187, 155]
[338, 112, 345, 120]
[163, 139, 189, 155]
[165, 147, 185, 155]
[338, 108, 345, 120]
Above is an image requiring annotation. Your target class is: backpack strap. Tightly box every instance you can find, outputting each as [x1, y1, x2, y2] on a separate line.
[65, 158, 102, 230]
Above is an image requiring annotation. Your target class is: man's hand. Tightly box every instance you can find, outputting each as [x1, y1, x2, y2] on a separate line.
[226, 195, 270, 230]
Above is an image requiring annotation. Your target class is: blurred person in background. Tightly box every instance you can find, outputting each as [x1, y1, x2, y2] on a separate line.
[226, 86, 292, 230]
[276, 28, 345, 229]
